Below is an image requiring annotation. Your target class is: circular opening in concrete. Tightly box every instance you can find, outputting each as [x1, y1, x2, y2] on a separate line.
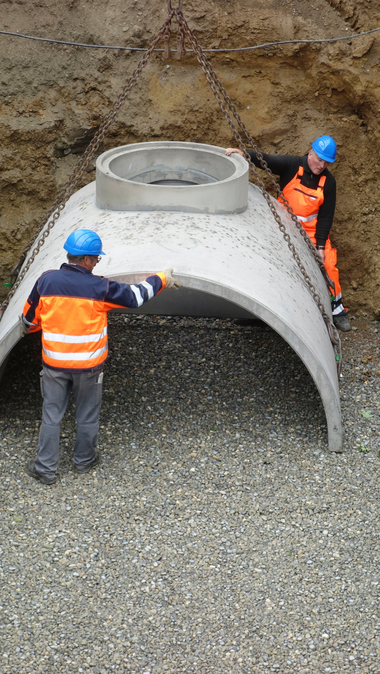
[96, 141, 248, 214]
[108, 146, 234, 186]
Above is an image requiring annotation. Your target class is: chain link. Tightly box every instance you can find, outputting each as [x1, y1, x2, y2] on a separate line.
[167, 0, 182, 10]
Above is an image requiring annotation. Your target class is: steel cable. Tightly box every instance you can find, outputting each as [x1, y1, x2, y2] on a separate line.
[0, 26, 379, 53]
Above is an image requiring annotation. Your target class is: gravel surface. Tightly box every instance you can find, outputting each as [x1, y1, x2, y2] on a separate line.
[0, 312, 379, 673]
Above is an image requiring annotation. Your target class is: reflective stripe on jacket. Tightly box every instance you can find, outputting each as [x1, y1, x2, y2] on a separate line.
[279, 165, 326, 235]
[22, 264, 166, 371]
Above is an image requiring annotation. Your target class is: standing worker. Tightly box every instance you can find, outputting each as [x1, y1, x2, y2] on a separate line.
[21, 228, 182, 485]
[226, 136, 350, 332]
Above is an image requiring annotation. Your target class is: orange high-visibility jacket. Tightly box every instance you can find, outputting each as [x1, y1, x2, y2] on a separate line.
[22, 264, 166, 372]
[280, 165, 326, 236]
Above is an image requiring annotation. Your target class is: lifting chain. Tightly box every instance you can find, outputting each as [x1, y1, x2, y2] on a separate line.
[174, 10, 341, 366]
[0, 1, 342, 371]
[0, 15, 172, 320]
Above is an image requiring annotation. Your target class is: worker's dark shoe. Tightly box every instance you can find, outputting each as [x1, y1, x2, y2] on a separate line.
[26, 460, 58, 485]
[74, 453, 100, 474]
[333, 314, 351, 332]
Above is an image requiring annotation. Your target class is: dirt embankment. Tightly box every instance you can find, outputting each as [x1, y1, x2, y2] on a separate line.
[1, 0, 380, 315]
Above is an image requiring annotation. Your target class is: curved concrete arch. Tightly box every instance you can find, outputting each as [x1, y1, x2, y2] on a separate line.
[0, 142, 342, 451]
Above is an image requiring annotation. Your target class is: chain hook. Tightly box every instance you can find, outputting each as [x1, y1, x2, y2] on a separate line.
[163, 24, 172, 59]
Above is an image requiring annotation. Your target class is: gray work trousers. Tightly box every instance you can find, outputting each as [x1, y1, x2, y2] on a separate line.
[34, 366, 103, 479]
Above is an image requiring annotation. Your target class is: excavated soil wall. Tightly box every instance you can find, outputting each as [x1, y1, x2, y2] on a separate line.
[1, 0, 380, 315]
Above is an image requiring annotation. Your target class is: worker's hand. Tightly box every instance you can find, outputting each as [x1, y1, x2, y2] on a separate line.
[164, 268, 183, 290]
[316, 248, 325, 264]
[225, 148, 244, 157]
[19, 314, 29, 338]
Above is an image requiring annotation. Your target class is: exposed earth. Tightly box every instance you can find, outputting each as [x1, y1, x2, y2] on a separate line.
[1, 0, 380, 316]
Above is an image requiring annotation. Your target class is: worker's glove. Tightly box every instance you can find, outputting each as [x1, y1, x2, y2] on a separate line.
[19, 314, 29, 338]
[164, 268, 183, 290]
[316, 247, 326, 264]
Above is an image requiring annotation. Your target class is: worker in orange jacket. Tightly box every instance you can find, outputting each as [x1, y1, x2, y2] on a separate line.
[226, 136, 350, 332]
[21, 228, 182, 484]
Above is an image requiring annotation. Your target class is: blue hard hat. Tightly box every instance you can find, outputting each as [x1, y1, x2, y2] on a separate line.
[311, 135, 337, 163]
[64, 229, 106, 256]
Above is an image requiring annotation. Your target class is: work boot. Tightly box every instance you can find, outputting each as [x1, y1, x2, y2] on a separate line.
[333, 314, 351, 332]
[74, 453, 100, 474]
[26, 460, 58, 485]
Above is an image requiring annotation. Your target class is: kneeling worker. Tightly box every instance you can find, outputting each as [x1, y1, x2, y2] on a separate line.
[21, 228, 182, 484]
[226, 136, 350, 332]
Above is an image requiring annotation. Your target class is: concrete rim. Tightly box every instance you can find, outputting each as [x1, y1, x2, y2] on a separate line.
[95, 141, 249, 214]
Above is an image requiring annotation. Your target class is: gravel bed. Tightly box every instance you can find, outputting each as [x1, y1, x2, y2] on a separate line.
[0, 312, 379, 673]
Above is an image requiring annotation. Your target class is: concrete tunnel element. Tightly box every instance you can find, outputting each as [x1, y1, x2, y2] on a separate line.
[0, 141, 343, 451]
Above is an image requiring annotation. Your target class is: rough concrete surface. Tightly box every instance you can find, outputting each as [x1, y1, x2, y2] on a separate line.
[1, 0, 380, 315]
